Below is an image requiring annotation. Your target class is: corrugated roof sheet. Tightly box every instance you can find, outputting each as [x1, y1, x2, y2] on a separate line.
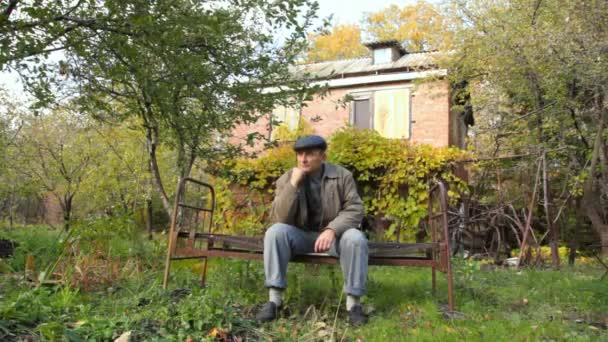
[291, 52, 438, 80]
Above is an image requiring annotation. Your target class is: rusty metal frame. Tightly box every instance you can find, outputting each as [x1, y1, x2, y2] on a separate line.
[163, 177, 215, 289]
[162, 178, 455, 312]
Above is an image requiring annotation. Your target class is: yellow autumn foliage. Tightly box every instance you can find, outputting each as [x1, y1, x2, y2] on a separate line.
[306, 24, 368, 63]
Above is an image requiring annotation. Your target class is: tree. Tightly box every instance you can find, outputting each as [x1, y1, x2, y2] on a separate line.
[78, 120, 157, 217]
[3, 0, 321, 217]
[445, 0, 608, 257]
[303, 1, 450, 63]
[0, 91, 18, 227]
[306, 24, 368, 63]
[13, 108, 104, 230]
[0, 88, 39, 228]
[364, 1, 450, 52]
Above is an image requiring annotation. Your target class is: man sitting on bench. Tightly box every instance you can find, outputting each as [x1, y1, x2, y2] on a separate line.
[255, 135, 369, 326]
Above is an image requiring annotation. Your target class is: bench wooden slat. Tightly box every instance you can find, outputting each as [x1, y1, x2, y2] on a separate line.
[176, 231, 435, 257]
[173, 247, 438, 267]
[368, 242, 434, 256]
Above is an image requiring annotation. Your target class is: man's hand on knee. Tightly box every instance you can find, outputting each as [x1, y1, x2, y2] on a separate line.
[314, 228, 336, 253]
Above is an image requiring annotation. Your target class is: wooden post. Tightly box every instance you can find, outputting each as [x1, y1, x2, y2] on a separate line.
[542, 152, 560, 268]
[517, 158, 542, 268]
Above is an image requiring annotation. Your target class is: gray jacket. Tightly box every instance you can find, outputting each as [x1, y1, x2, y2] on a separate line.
[269, 163, 365, 237]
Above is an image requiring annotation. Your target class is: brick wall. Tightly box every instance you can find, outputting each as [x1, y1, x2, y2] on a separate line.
[230, 113, 271, 151]
[410, 80, 451, 147]
[300, 87, 351, 138]
[230, 78, 455, 150]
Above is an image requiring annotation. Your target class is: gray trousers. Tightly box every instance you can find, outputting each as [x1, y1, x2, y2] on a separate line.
[264, 223, 368, 296]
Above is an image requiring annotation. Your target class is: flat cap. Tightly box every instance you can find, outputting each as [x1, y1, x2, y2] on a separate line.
[293, 135, 327, 151]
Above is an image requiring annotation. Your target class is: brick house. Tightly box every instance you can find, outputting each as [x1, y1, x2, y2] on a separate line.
[232, 40, 470, 149]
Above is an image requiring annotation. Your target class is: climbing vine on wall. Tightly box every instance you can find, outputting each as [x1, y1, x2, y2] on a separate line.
[328, 128, 470, 239]
[212, 128, 471, 239]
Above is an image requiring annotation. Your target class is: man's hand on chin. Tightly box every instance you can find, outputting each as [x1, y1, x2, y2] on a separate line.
[314, 228, 336, 253]
[290, 167, 306, 187]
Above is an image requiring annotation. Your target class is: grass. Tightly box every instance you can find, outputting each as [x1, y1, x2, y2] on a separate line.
[1, 225, 607, 341]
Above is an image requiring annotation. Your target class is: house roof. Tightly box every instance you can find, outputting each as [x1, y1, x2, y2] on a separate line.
[291, 51, 439, 81]
[363, 39, 407, 55]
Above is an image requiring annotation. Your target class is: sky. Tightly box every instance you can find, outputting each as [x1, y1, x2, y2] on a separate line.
[0, 0, 418, 102]
[316, 0, 418, 25]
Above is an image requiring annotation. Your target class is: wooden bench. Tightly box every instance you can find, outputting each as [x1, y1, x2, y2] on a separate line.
[162, 178, 455, 312]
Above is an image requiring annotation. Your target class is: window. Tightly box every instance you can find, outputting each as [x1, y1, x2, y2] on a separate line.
[353, 99, 372, 129]
[350, 88, 411, 139]
[373, 48, 393, 64]
[373, 88, 411, 139]
[271, 105, 300, 139]
[273, 105, 299, 131]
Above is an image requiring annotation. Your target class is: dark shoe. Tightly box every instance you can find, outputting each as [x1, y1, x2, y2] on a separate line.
[255, 301, 279, 322]
[348, 304, 368, 326]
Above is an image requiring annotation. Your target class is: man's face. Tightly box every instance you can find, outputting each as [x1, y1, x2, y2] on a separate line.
[296, 149, 326, 173]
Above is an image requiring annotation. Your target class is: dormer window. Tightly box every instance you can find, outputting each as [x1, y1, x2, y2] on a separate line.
[373, 48, 393, 64]
[364, 40, 406, 65]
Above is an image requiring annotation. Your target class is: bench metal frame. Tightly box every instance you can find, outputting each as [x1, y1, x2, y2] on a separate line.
[163, 177, 455, 312]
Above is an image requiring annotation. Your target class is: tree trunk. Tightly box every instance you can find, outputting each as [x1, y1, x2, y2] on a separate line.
[583, 191, 608, 257]
[63, 194, 73, 231]
[8, 188, 14, 230]
[601, 231, 608, 256]
[146, 198, 153, 240]
[145, 124, 172, 216]
[582, 96, 607, 255]
[568, 236, 577, 266]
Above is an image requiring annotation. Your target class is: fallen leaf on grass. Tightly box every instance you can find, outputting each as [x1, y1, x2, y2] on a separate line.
[114, 331, 131, 342]
[318, 329, 330, 338]
[72, 320, 86, 327]
[364, 304, 376, 315]
[208, 327, 229, 341]
[589, 322, 608, 330]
